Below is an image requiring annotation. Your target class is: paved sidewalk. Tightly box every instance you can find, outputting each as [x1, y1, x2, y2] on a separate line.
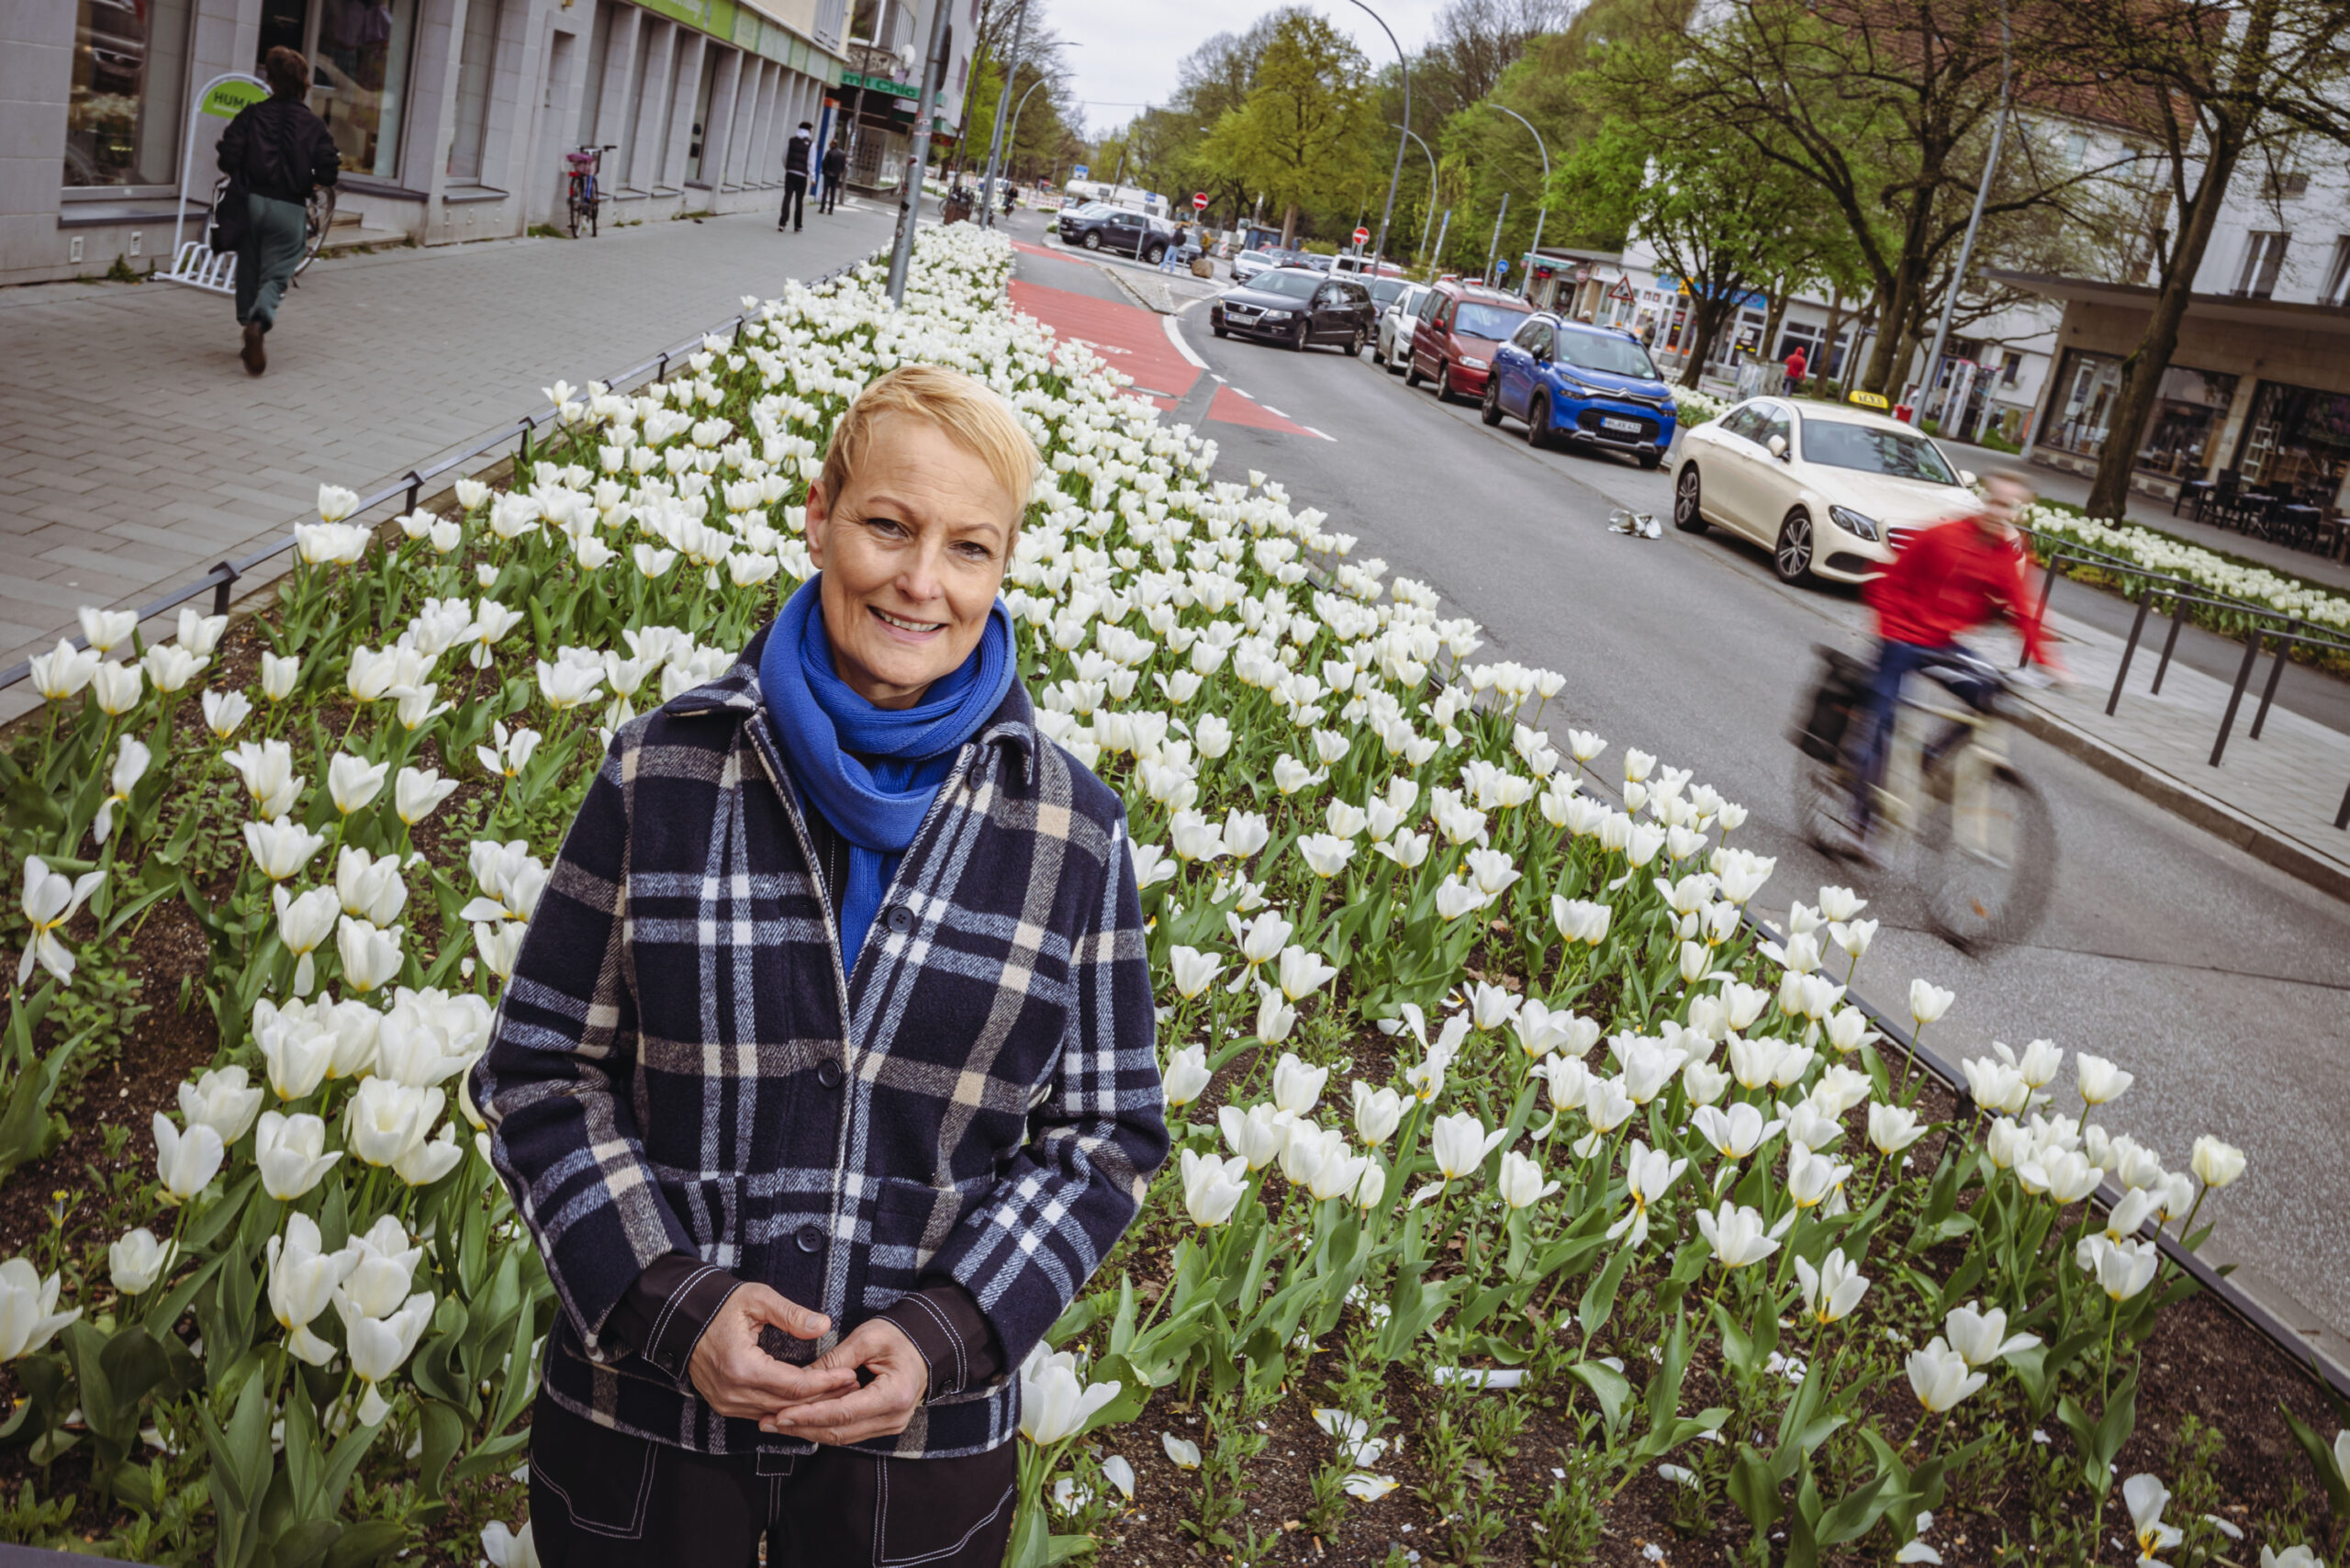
[0, 200, 901, 709]
[2003, 610, 2350, 900]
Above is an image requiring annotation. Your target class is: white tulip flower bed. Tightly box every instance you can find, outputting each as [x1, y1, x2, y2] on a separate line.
[2026, 507, 2350, 635]
[0, 224, 2340, 1568]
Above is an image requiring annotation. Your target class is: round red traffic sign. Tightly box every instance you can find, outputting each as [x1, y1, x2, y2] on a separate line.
[1352, 226, 1371, 246]
[1192, 192, 1208, 210]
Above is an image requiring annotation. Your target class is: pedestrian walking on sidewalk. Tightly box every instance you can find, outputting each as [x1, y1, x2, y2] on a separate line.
[216, 47, 339, 376]
[472, 363, 1167, 1568]
[1784, 343, 1807, 395]
[780, 122, 813, 231]
[1160, 223, 1189, 274]
[819, 137, 847, 214]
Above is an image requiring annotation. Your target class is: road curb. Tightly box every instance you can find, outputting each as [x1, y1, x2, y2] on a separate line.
[2009, 696, 2350, 904]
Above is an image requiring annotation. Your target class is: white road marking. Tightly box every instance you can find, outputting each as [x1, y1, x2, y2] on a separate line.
[1303, 426, 1336, 442]
[1210, 373, 1227, 384]
[1261, 406, 1290, 418]
[1162, 313, 1208, 370]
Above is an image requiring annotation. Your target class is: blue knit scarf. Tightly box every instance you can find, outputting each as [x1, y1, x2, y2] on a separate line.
[758, 577, 1014, 976]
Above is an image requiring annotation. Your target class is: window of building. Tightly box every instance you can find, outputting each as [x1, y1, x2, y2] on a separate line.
[2234, 381, 2350, 501]
[2063, 130, 2087, 167]
[446, 0, 507, 179]
[2235, 231, 2290, 299]
[306, 0, 419, 179]
[579, 0, 616, 147]
[2137, 366, 2239, 480]
[2000, 350, 2024, 386]
[65, 0, 196, 190]
[2042, 349, 2123, 458]
[2324, 236, 2350, 308]
[686, 41, 721, 182]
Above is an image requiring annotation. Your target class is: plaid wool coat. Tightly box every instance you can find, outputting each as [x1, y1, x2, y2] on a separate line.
[473, 631, 1168, 1460]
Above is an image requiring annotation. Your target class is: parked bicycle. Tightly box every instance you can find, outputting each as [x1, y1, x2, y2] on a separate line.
[1792, 644, 2057, 950]
[565, 145, 617, 238]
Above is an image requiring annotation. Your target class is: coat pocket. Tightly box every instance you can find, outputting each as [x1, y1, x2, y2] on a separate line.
[856, 1179, 961, 1317]
[871, 1444, 1017, 1566]
[529, 1397, 661, 1539]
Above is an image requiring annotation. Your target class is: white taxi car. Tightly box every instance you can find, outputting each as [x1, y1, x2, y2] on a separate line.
[1670, 398, 1981, 583]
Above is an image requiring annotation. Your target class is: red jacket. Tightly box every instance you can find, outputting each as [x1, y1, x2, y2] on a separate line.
[1864, 514, 2053, 666]
[1785, 348, 1807, 379]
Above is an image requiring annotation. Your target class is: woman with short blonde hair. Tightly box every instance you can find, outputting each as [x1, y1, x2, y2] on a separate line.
[476, 364, 1166, 1567]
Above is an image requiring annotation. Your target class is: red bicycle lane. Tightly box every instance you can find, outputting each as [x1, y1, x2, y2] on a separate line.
[1004, 241, 1325, 439]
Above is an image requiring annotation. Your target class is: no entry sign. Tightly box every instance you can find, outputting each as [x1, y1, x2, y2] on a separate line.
[1352, 226, 1371, 246]
[1192, 192, 1208, 210]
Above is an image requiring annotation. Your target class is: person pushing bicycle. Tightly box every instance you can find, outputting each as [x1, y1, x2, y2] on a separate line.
[1848, 471, 2065, 858]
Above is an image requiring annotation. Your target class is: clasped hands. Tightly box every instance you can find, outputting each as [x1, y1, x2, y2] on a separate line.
[687, 1282, 928, 1445]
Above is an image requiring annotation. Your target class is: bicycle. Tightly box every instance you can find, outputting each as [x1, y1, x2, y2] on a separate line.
[206, 176, 336, 277]
[565, 145, 616, 238]
[1791, 644, 2057, 951]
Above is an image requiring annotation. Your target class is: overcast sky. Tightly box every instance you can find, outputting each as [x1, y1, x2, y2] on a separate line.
[1050, 0, 1453, 140]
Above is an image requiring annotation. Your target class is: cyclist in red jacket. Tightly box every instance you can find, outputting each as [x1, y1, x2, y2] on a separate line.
[1848, 471, 2064, 853]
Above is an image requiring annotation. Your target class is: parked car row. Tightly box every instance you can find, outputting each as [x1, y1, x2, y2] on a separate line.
[1208, 267, 1380, 352]
[1056, 203, 1181, 263]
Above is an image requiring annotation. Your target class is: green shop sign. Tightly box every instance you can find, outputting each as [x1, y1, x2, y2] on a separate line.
[632, 0, 842, 77]
[842, 70, 922, 97]
[198, 79, 269, 118]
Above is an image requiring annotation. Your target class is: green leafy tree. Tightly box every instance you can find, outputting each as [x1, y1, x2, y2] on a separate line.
[1199, 11, 1380, 247]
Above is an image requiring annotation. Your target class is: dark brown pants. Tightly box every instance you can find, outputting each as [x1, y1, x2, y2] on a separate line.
[528, 1395, 1016, 1568]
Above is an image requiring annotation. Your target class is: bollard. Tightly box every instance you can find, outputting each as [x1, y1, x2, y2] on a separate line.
[2247, 618, 2298, 742]
[2107, 588, 2154, 716]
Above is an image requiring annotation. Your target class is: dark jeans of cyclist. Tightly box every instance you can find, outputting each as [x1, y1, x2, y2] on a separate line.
[1851, 639, 1966, 834]
[779, 174, 807, 230]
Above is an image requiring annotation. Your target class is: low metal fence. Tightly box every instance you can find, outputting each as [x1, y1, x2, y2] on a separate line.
[2017, 524, 2350, 829]
[0, 252, 880, 699]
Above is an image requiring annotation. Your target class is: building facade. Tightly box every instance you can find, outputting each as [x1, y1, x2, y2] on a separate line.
[9, 0, 975, 286]
[2004, 151, 2350, 507]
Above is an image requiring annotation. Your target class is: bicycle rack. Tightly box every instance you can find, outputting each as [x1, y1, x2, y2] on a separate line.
[162, 239, 238, 296]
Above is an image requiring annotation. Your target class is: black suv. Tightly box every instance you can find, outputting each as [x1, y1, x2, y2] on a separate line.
[1209, 268, 1379, 353]
[1057, 204, 1174, 263]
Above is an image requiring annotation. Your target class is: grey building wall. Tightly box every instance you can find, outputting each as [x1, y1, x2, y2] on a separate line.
[2, 0, 847, 285]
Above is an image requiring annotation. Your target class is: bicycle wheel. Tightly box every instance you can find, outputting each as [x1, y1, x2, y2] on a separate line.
[294, 185, 334, 277]
[567, 191, 583, 238]
[1796, 754, 1863, 860]
[1919, 765, 2055, 951]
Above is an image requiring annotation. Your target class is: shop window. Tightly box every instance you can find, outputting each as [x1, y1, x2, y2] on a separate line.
[2234, 231, 2289, 299]
[2042, 349, 2122, 458]
[306, 0, 419, 180]
[2135, 366, 2238, 480]
[2235, 381, 2350, 501]
[65, 0, 195, 189]
[447, 0, 508, 179]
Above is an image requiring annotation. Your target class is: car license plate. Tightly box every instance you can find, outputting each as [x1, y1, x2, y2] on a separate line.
[1601, 416, 1643, 433]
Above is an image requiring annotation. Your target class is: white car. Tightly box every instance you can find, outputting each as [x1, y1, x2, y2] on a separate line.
[1373, 283, 1430, 373]
[1670, 398, 1982, 583]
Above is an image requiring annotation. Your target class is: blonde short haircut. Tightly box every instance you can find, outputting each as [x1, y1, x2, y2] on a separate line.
[818, 364, 1038, 529]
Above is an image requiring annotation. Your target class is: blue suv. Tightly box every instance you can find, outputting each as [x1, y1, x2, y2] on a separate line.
[1482, 314, 1678, 468]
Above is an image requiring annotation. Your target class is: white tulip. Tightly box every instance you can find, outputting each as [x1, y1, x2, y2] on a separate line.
[1218, 1103, 1288, 1171]
[341, 1288, 434, 1396]
[243, 818, 327, 881]
[140, 644, 207, 693]
[1270, 1051, 1328, 1117]
[1695, 1201, 1787, 1270]
[1942, 1301, 2041, 1368]
[0, 1258, 80, 1360]
[1275, 945, 1338, 1002]
[1161, 1044, 1212, 1109]
[1179, 1148, 1249, 1226]
[1794, 1248, 1869, 1326]
[90, 659, 144, 715]
[1350, 1081, 1403, 1146]
[108, 1227, 179, 1295]
[2077, 1053, 2134, 1106]
[1161, 1431, 1203, 1469]
[17, 856, 104, 987]
[2190, 1135, 2245, 1189]
[394, 767, 461, 826]
[261, 653, 301, 701]
[29, 641, 101, 703]
[1499, 1149, 1562, 1211]
[255, 1110, 341, 1201]
[327, 752, 389, 816]
[344, 1077, 441, 1167]
[1428, 1111, 1506, 1182]
[1908, 979, 1955, 1028]
[1905, 1337, 1987, 1412]
[201, 687, 252, 739]
[1868, 1103, 1928, 1158]
[480, 1521, 539, 1568]
[336, 916, 406, 994]
[1017, 1347, 1121, 1445]
[177, 1065, 263, 1143]
[2076, 1235, 2161, 1301]
[152, 1112, 224, 1202]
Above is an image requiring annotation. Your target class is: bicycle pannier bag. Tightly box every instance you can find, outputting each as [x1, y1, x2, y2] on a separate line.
[1792, 644, 1870, 763]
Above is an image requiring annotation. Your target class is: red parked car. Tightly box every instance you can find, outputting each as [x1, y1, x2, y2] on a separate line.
[1404, 279, 1536, 404]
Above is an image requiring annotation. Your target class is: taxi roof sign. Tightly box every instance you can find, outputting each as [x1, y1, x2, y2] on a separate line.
[1847, 389, 1891, 409]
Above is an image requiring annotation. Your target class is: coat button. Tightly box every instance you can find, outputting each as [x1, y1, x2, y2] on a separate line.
[968, 756, 989, 788]
[817, 1059, 845, 1090]
[885, 906, 914, 935]
[797, 1225, 823, 1253]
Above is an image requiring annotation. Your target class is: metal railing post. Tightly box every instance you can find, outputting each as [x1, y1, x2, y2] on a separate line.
[2022, 550, 2062, 668]
[2247, 618, 2298, 742]
[2150, 592, 2187, 694]
[404, 470, 423, 515]
[2107, 586, 2154, 715]
[210, 561, 239, 617]
[2210, 630, 2265, 767]
[2336, 778, 2350, 831]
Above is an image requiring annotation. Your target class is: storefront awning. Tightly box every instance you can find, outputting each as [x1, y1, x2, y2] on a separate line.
[1987, 269, 2350, 338]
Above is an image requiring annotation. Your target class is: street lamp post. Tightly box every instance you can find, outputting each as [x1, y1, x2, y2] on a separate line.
[1339, 0, 1408, 280]
[1002, 68, 1066, 189]
[886, 0, 953, 307]
[979, 0, 1030, 230]
[1920, 0, 2010, 423]
[1390, 122, 1437, 263]
[1486, 103, 1549, 297]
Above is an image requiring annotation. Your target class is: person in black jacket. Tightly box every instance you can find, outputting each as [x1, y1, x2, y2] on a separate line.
[818, 135, 848, 215]
[779, 121, 813, 231]
[217, 47, 340, 375]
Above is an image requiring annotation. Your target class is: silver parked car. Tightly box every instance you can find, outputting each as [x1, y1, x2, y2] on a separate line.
[1231, 248, 1278, 285]
[1374, 283, 1431, 373]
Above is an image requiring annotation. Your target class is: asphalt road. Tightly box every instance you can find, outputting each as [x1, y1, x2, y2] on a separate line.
[1003, 217, 2350, 1349]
